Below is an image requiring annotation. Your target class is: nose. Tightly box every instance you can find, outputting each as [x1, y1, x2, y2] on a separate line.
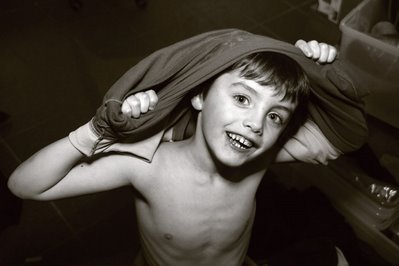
[243, 118, 263, 135]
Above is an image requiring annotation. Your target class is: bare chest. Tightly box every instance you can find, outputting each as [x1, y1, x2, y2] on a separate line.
[137, 174, 258, 253]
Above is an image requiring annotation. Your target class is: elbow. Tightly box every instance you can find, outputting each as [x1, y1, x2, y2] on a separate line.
[7, 175, 22, 199]
[8, 172, 26, 199]
[8, 169, 53, 201]
[8, 169, 36, 200]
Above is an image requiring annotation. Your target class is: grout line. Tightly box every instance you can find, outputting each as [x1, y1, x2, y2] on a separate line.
[257, 0, 330, 42]
[251, 0, 315, 28]
[0, 136, 21, 177]
[0, 136, 21, 164]
[10, 114, 59, 137]
[253, 6, 298, 41]
[50, 201, 82, 241]
[282, 0, 315, 9]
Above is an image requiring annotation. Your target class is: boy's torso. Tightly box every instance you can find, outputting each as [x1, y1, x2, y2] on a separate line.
[129, 141, 265, 266]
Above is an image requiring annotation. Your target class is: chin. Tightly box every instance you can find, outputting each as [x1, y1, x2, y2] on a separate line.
[214, 151, 252, 169]
[210, 141, 254, 168]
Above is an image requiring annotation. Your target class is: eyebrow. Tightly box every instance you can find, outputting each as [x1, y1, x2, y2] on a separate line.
[273, 105, 294, 114]
[232, 81, 295, 114]
[232, 82, 258, 95]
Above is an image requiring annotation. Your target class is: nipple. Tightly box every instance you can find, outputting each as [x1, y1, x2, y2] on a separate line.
[164, 233, 173, 240]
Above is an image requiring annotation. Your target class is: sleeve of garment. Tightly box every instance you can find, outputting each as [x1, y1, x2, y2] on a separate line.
[305, 60, 369, 154]
[275, 119, 342, 164]
[90, 29, 368, 162]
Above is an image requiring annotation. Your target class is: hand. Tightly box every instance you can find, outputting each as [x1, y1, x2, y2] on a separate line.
[295, 40, 337, 64]
[121, 90, 158, 118]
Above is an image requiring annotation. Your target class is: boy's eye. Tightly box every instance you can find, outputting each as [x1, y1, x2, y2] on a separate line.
[234, 95, 250, 105]
[268, 113, 283, 125]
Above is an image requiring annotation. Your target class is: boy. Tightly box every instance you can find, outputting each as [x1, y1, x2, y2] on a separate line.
[8, 30, 364, 265]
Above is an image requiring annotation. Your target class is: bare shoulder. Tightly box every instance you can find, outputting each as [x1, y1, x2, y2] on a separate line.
[120, 141, 185, 192]
[148, 141, 187, 176]
[151, 141, 183, 161]
[96, 151, 159, 186]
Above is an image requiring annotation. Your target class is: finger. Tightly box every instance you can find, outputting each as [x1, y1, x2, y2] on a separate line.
[126, 95, 141, 118]
[317, 43, 329, 63]
[146, 90, 158, 110]
[135, 92, 150, 113]
[308, 40, 321, 60]
[327, 46, 337, 63]
[121, 101, 132, 115]
[295, 39, 312, 58]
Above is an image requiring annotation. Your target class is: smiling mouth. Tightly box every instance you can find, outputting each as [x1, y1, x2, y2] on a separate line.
[227, 132, 254, 150]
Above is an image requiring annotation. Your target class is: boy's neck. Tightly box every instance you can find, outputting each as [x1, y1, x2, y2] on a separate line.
[179, 136, 220, 178]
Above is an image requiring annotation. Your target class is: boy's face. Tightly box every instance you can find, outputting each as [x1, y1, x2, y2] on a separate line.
[195, 69, 298, 167]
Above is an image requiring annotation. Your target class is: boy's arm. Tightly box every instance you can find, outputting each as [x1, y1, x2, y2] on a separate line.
[8, 137, 132, 200]
[8, 91, 158, 201]
[274, 40, 341, 164]
[275, 119, 341, 164]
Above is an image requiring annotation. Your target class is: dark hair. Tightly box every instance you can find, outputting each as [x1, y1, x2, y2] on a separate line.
[228, 52, 310, 106]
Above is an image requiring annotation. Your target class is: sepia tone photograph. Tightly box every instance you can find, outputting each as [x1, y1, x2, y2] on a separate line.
[1, 0, 399, 265]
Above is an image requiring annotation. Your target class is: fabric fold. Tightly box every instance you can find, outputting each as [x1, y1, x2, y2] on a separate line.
[93, 29, 368, 154]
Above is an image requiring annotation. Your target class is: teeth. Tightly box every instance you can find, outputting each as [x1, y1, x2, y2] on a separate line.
[227, 132, 253, 149]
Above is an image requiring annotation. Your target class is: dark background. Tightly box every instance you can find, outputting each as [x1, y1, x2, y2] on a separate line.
[4, 0, 397, 265]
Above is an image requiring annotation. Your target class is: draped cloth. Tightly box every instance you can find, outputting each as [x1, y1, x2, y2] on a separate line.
[92, 29, 368, 156]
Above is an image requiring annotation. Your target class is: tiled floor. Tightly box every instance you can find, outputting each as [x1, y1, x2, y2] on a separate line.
[0, 0, 375, 265]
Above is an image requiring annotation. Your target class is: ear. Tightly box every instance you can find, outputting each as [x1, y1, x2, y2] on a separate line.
[191, 93, 204, 111]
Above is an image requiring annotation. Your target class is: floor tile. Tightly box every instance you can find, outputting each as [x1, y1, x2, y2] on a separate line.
[0, 201, 73, 264]
[262, 4, 341, 44]
[52, 187, 135, 232]
[42, 202, 138, 265]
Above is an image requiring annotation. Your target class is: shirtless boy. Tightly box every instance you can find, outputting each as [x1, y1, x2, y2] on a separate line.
[9, 38, 339, 265]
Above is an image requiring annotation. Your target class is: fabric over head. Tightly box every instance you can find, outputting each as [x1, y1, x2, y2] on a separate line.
[93, 29, 368, 153]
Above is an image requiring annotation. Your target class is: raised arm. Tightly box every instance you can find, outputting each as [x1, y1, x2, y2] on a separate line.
[274, 40, 341, 164]
[8, 90, 158, 201]
[274, 119, 341, 164]
[8, 137, 84, 199]
[8, 137, 132, 200]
